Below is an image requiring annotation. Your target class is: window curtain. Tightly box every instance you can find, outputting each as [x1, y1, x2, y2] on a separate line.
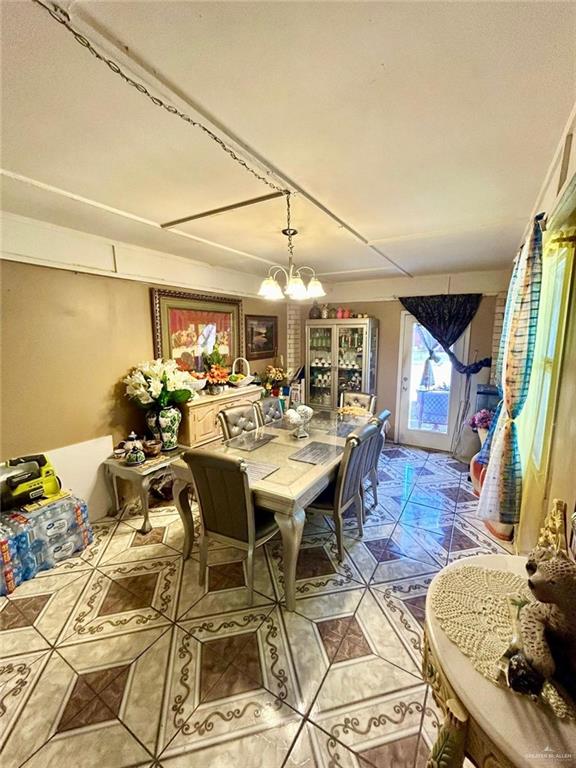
[477, 214, 544, 526]
[399, 294, 492, 374]
[416, 325, 441, 388]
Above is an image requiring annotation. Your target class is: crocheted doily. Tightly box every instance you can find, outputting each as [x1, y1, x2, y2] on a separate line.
[431, 565, 575, 719]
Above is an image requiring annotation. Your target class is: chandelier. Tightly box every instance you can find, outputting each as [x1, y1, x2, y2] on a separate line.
[258, 193, 326, 301]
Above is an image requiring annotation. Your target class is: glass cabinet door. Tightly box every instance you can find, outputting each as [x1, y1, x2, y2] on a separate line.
[308, 326, 334, 407]
[337, 326, 365, 395]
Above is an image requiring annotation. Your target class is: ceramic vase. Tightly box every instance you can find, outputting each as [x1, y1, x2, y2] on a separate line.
[146, 406, 182, 451]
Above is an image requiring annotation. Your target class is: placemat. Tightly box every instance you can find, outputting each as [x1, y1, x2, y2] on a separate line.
[289, 442, 344, 465]
[227, 432, 277, 452]
[245, 462, 279, 483]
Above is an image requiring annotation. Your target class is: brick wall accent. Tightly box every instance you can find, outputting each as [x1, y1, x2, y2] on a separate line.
[490, 291, 507, 384]
[286, 302, 302, 374]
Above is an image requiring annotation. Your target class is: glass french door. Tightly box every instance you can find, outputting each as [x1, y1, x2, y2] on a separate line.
[397, 313, 468, 450]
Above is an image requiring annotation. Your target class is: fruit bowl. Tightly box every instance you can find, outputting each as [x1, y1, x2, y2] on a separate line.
[228, 375, 255, 388]
[189, 377, 207, 391]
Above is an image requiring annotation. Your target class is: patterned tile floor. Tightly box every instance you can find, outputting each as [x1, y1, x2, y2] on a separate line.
[0, 444, 507, 768]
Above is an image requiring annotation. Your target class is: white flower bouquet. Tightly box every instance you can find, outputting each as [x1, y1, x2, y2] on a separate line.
[124, 359, 197, 409]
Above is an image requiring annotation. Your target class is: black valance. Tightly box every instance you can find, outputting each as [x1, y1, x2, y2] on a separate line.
[399, 294, 491, 375]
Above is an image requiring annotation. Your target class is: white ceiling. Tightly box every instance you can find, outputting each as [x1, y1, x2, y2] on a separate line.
[1, 1, 575, 282]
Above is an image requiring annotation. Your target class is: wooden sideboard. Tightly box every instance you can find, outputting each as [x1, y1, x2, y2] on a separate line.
[180, 385, 263, 447]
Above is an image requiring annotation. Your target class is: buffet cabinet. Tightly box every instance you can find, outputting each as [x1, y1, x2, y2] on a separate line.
[305, 318, 379, 409]
[180, 385, 263, 447]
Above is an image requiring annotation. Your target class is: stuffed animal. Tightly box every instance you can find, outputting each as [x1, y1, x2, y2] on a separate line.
[508, 547, 576, 699]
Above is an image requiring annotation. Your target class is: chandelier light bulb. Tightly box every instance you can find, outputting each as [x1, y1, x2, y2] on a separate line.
[306, 277, 326, 298]
[285, 275, 307, 300]
[258, 276, 284, 300]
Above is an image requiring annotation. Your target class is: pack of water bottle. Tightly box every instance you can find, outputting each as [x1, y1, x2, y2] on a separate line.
[0, 493, 93, 594]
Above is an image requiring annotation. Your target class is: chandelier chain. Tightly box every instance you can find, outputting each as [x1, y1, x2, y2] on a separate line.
[32, 0, 288, 195]
[285, 192, 295, 262]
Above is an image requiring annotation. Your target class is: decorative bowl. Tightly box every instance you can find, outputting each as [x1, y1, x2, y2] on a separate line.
[189, 378, 207, 391]
[228, 375, 255, 388]
[142, 439, 162, 458]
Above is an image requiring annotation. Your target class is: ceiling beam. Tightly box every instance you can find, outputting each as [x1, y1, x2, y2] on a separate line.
[68, 3, 412, 278]
[161, 191, 285, 228]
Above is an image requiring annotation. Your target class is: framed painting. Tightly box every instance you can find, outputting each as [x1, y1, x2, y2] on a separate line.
[245, 314, 278, 361]
[151, 289, 242, 371]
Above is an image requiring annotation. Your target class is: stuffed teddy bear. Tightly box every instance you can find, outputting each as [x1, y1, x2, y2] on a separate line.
[507, 547, 576, 700]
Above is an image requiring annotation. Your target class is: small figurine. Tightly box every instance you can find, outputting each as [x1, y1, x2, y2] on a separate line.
[506, 547, 576, 700]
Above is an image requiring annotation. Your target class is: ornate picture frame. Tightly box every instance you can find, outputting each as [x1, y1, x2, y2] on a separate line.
[151, 288, 242, 370]
[245, 314, 278, 361]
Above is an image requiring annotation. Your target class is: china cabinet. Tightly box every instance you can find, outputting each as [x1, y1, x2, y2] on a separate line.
[305, 318, 378, 409]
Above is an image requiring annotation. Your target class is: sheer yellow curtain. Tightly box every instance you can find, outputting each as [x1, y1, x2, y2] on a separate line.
[516, 227, 575, 552]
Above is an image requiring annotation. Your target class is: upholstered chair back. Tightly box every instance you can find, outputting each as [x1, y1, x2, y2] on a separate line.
[183, 450, 252, 542]
[218, 404, 259, 440]
[339, 391, 377, 414]
[337, 422, 379, 509]
[255, 398, 284, 427]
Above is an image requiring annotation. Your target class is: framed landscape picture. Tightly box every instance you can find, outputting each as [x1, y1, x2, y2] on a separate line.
[151, 289, 242, 371]
[245, 314, 278, 361]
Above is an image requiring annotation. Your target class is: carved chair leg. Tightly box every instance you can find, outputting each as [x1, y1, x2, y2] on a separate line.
[426, 698, 468, 768]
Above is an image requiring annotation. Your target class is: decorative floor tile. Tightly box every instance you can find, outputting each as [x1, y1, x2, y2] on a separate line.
[57, 559, 180, 646]
[266, 532, 364, 602]
[285, 720, 375, 767]
[0, 570, 90, 655]
[398, 500, 456, 533]
[447, 517, 508, 562]
[342, 524, 396, 582]
[176, 546, 276, 621]
[385, 524, 446, 567]
[311, 681, 427, 758]
[100, 515, 184, 564]
[161, 716, 301, 767]
[405, 486, 458, 513]
[370, 574, 434, 666]
[0, 649, 52, 759]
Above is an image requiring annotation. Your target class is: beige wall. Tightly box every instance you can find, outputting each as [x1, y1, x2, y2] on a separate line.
[0, 261, 286, 458]
[300, 297, 496, 432]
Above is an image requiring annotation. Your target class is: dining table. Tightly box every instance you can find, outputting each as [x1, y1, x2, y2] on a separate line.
[170, 409, 371, 611]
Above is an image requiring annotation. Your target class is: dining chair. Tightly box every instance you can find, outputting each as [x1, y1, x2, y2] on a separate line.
[217, 403, 259, 440]
[254, 397, 284, 427]
[182, 449, 279, 603]
[364, 409, 392, 506]
[306, 422, 380, 560]
[339, 391, 377, 414]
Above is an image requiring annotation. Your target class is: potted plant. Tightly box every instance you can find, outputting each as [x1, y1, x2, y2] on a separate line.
[469, 408, 494, 446]
[260, 365, 286, 397]
[124, 359, 197, 450]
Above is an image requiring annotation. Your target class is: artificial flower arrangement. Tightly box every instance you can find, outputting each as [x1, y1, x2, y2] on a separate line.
[124, 359, 197, 408]
[260, 365, 286, 393]
[469, 408, 494, 432]
[206, 364, 229, 386]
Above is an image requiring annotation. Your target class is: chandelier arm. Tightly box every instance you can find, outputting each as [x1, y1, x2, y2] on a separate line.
[294, 265, 317, 278]
[269, 266, 289, 281]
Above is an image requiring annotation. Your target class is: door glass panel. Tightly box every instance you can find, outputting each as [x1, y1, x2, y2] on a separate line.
[337, 326, 364, 394]
[407, 323, 452, 434]
[309, 326, 333, 406]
